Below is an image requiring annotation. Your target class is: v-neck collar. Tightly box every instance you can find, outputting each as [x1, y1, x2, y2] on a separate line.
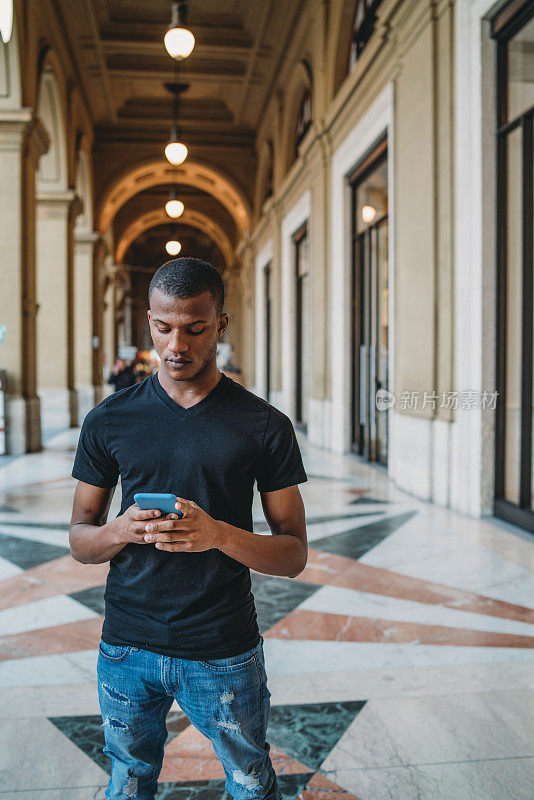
[150, 370, 228, 418]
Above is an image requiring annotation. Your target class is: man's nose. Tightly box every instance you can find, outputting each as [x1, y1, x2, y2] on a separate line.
[167, 332, 189, 354]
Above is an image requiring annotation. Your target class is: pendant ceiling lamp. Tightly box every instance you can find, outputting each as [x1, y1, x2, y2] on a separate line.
[0, 0, 13, 44]
[165, 239, 182, 256]
[165, 187, 184, 218]
[164, 1, 195, 61]
[165, 123, 188, 165]
[164, 76, 189, 165]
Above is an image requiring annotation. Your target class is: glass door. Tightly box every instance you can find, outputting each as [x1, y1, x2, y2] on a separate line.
[294, 224, 310, 431]
[493, 3, 534, 532]
[350, 139, 389, 464]
[264, 262, 272, 400]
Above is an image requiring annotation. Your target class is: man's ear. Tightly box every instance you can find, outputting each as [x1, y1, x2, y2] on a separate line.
[218, 313, 229, 336]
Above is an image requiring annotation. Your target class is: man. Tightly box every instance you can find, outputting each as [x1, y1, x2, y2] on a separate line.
[69, 257, 308, 800]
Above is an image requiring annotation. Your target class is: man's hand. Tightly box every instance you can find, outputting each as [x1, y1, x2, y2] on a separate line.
[111, 502, 164, 545]
[142, 487, 307, 579]
[143, 498, 221, 552]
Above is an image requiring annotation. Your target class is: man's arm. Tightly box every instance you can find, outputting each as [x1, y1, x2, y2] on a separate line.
[69, 480, 163, 564]
[218, 485, 307, 578]
[143, 485, 307, 578]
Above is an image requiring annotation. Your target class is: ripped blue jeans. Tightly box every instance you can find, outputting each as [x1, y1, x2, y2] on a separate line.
[97, 636, 281, 800]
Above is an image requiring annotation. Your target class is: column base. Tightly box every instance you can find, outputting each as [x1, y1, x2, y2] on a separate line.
[39, 387, 78, 435]
[4, 395, 42, 454]
[76, 384, 97, 424]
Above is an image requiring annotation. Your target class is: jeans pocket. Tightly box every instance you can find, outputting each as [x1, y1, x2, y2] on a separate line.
[198, 643, 259, 672]
[98, 639, 132, 662]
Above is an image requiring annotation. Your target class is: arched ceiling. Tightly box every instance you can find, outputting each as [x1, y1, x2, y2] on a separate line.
[124, 223, 226, 275]
[116, 208, 234, 268]
[98, 159, 251, 237]
[54, 0, 304, 129]
[54, 0, 306, 257]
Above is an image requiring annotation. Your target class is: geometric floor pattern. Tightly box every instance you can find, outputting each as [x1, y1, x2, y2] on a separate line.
[1, 427, 534, 799]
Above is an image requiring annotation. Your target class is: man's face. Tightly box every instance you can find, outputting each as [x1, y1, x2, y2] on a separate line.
[147, 288, 228, 380]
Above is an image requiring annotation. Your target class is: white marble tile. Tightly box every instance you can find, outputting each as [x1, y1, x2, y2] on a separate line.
[327, 756, 534, 800]
[0, 717, 109, 791]
[0, 554, 22, 579]
[266, 660, 534, 705]
[305, 513, 390, 542]
[0, 649, 98, 687]
[263, 639, 534, 674]
[322, 689, 534, 774]
[0, 451, 74, 490]
[0, 789, 106, 800]
[360, 513, 534, 603]
[0, 682, 101, 718]
[300, 584, 534, 636]
[0, 524, 70, 547]
[0, 595, 97, 637]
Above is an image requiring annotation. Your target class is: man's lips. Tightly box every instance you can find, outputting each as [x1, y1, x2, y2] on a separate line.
[166, 358, 191, 364]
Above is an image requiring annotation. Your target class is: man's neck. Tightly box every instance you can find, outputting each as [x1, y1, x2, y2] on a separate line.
[157, 365, 222, 408]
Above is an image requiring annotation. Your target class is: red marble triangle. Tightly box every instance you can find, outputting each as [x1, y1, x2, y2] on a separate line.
[159, 724, 313, 781]
[0, 617, 103, 661]
[299, 772, 361, 800]
[0, 555, 108, 610]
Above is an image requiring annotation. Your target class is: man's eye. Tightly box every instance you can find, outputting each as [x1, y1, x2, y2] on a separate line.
[157, 328, 170, 333]
[189, 329, 205, 335]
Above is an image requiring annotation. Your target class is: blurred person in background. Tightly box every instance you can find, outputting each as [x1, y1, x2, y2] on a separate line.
[108, 357, 136, 392]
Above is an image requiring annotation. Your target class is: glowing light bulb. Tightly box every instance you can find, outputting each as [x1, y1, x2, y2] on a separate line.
[0, 0, 13, 43]
[165, 140, 188, 165]
[165, 199, 184, 218]
[362, 205, 376, 224]
[165, 240, 181, 256]
[164, 27, 195, 60]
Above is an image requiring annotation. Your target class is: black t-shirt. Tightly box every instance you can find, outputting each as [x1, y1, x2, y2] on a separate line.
[71, 371, 308, 659]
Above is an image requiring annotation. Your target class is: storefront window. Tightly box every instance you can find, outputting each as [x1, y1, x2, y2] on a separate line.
[493, 2, 534, 531]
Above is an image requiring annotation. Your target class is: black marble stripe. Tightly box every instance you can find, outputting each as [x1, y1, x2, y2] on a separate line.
[69, 585, 106, 616]
[0, 530, 69, 569]
[312, 510, 418, 560]
[250, 573, 320, 633]
[253, 510, 384, 532]
[267, 700, 366, 770]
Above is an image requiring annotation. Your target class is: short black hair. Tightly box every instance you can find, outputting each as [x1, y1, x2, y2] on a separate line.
[148, 258, 224, 315]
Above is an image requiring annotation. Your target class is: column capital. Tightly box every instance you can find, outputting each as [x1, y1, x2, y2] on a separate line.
[36, 188, 82, 221]
[74, 230, 100, 246]
[0, 109, 49, 160]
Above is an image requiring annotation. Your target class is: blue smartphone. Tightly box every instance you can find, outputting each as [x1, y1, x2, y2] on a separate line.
[133, 492, 183, 518]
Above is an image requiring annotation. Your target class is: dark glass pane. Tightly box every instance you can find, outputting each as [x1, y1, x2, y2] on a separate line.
[504, 126, 523, 504]
[507, 15, 534, 122]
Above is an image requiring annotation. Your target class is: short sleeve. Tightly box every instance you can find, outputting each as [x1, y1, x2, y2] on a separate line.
[71, 405, 119, 489]
[256, 407, 308, 493]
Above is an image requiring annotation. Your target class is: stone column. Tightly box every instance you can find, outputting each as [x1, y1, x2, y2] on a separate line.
[35, 190, 81, 435]
[236, 238, 255, 390]
[93, 240, 110, 404]
[222, 263, 243, 380]
[0, 110, 49, 454]
[101, 264, 117, 398]
[74, 230, 99, 422]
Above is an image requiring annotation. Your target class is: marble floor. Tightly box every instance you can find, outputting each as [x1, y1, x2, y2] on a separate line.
[1, 428, 534, 800]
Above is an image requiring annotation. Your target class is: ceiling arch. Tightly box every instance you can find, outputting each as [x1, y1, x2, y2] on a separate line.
[116, 208, 234, 269]
[98, 159, 251, 237]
